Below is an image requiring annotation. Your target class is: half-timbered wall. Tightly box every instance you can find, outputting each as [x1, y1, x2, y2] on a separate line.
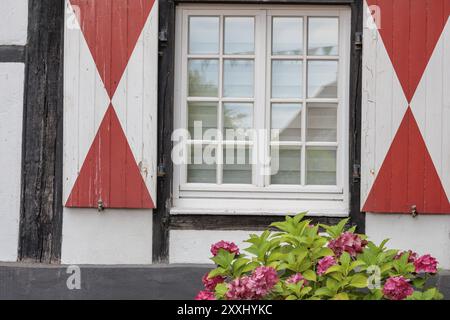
[0, 0, 28, 262]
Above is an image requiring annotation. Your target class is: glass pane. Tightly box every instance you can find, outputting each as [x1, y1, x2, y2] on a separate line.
[306, 147, 337, 185]
[308, 61, 338, 98]
[271, 146, 301, 185]
[223, 146, 252, 184]
[188, 144, 217, 183]
[188, 59, 219, 97]
[189, 17, 219, 54]
[188, 102, 218, 139]
[307, 104, 337, 142]
[272, 60, 302, 98]
[223, 103, 253, 140]
[271, 104, 302, 141]
[308, 18, 339, 56]
[272, 17, 303, 55]
[223, 60, 254, 97]
[224, 17, 255, 55]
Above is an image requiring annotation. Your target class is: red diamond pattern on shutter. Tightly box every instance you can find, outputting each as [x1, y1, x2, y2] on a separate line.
[65, 0, 156, 209]
[363, 0, 450, 214]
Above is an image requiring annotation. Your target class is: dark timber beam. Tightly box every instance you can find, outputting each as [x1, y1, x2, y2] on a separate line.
[0, 46, 26, 63]
[18, 0, 65, 263]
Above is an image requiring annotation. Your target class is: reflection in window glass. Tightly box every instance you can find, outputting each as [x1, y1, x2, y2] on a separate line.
[188, 144, 217, 183]
[271, 147, 301, 185]
[225, 17, 255, 55]
[223, 60, 254, 98]
[189, 17, 219, 54]
[271, 104, 302, 141]
[272, 60, 302, 98]
[188, 102, 218, 139]
[223, 103, 253, 140]
[223, 146, 252, 184]
[308, 60, 338, 98]
[188, 59, 219, 97]
[272, 17, 303, 55]
[307, 104, 337, 142]
[308, 18, 339, 56]
[306, 147, 337, 185]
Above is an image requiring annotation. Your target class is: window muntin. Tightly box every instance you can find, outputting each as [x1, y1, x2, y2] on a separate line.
[174, 5, 351, 216]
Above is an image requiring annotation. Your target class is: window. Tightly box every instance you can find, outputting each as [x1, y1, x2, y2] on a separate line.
[173, 4, 351, 216]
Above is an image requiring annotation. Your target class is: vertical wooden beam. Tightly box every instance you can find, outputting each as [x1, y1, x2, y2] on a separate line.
[349, 0, 364, 232]
[18, 0, 65, 263]
[153, 0, 176, 263]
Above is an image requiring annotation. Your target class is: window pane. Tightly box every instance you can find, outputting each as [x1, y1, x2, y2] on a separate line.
[188, 144, 217, 183]
[307, 104, 337, 142]
[223, 103, 253, 140]
[188, 102, 218, 139]
[223, 146, 252, 184]
[272, 17, 303, 55]
[224, 17, 255, 55]
[308, 18, 339, 56]
[306, 147, 337, 185]
[189, 17, 219, 54]
[272, 60, 303, 98]
[271, 103, 302, 141]
[308, 60, 338, 98]
[271, 146, 301, 185]
[223, 60, 254, 97]
[188, 59, 219, 97]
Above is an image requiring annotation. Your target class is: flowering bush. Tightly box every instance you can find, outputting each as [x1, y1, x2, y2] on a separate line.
[196, 213, 443, 300]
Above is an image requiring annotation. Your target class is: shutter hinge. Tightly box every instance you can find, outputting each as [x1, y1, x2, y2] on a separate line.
[352, 164, 361, 181]
[354, 32, 363, 51]
[157, 163, 167, 178]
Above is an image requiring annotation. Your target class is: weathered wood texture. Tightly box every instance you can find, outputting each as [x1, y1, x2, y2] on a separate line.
[153, 0, 176, 263]
[64, 0, 158, 209]
[361, 0, 450, 214]
[18, 0, 65, 263]
[0, 46, 26, 63]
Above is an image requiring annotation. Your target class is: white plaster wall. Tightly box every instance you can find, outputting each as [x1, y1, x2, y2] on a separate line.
[61, 209, 153, 264]
[169, 230, 261, 264]
[366, 214, 450, 269]
[0, 0, 28, 45]
[0, 63, 25, 261]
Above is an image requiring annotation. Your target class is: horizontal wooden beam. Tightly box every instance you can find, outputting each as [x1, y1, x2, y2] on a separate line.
[0, 45, 26, 63]
[170, 214, 346, 230]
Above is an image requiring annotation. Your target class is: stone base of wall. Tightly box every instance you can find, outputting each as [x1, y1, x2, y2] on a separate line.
[0, 263, 449, 300]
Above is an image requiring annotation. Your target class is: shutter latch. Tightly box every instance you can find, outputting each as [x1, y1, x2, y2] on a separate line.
[355, 32, 363, 51]
[352, 164, 361, 181]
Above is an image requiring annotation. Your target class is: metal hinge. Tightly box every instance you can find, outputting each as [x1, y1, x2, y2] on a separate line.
[352, 164, 361, 181]
[354, 32, 363, 51]
[157, 163, 167, 178]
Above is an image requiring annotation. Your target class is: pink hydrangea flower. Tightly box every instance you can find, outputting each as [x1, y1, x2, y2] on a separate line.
[226, 267, 279, 300]
[383, 276, 414, 300]
[414, 254, 438, 274]
[328, 232, 368, 257]
[211, 241, 240, 256]
[317, 256, 337, 276]
[195, 290, 216, 300]
[394, 250, 418, 263]
[202, 273, 225, 291]
[286, 273, 308, 286]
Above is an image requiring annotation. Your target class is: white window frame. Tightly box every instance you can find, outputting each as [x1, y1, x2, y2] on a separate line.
[173, 4, 351, 217]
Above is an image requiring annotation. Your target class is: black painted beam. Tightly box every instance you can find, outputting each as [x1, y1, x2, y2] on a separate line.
[0, 45, 26, 63]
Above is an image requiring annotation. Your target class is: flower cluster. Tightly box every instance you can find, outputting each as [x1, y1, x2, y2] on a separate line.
[202, 274, 225, 291]
[195, 290, 216, 300]
[394, 250, 418, 263]
[317, 256, 337, 276]
[414, 254, 438, 274]
[382, 276, 414, 300]
[211, 241, 240, 256]
[226, 267, 279, 300]
[286, 273, 308, 286]
[328, 232, 368, 257]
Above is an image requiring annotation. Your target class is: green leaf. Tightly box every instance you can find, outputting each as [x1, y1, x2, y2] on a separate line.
[349, 274, 368, 288]
[332, 293, 349, 300]
[214, 283, 228, 299]
[302, 269, 317, 282]
[324, 265, 342, 275]
[208, 267, 227, 278]
[314, 287, 334, 297]
[326, 277, 339, 292]
[349, 260, 366, 271]
[211, 249, 235, 269]
[286, 295, 297, 300]
[340, 252, 351, 272]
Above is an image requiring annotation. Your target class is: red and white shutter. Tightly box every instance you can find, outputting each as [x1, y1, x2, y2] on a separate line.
[63, 0, 158, 209]
[361, 0, 450, 214]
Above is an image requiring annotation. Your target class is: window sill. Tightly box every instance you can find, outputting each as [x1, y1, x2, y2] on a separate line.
[170, 207, 349, 217]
